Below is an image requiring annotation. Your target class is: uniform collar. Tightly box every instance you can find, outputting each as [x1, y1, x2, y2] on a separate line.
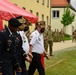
[7, 27, 12, 35]
[35, 30, 40, 35]
[35, 30, 42, 36]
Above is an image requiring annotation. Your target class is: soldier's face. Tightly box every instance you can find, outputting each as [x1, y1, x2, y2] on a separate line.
[38, 25, 45, 33]
[17, 23, 25, 31]
[10, 27, 17, 32]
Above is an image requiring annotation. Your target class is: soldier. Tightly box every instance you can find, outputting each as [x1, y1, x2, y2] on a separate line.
[72, 30, 76, 42]
[43, 29, 48, 52]
[60, 29, 64, 42]
[26, 20, 31, 43]
[16, 16, 32, 75]
[57, 29, 60, 42]
[28, 21, 49, 75]
[47, 25, 53, 56]
[53, 29, 57, 42]
[0, 18, 23, 75]
[72, 31, 75, 42]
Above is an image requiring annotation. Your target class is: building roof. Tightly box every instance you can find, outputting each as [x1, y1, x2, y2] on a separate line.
[52, 0, 68, 7]
[51, 0, 76, 11]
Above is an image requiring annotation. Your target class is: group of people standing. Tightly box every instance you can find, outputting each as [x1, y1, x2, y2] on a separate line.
[0, 16, 49, 75]
[53, 29, 64, 42]
[43, 26, 65, 56]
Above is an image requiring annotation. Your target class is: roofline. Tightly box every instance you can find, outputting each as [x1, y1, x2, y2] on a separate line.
[52, 6, 76, 12]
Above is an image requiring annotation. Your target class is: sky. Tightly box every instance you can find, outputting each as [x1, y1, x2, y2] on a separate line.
[71, 0, 76, 10]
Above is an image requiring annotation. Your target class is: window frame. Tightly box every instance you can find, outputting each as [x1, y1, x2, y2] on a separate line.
[52, 10, 60, 18]
[42, 0, 44, 5]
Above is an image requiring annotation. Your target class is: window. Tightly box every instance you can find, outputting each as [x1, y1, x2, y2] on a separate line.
[36, 12, 39, 17]
[42, 14, 44, 21]
[30, 10, 33, 13]
[22, 7, 26, 10]
[46, 16, 48, 26]
[47, 0, 49, 7]
[36, 0, 39, 2]
[42, 0, 44, 5]
[52, 10, 60, 18]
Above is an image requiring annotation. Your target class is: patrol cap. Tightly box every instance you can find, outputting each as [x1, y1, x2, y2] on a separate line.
[8, 18, 22, 28]
[16, 16, 26, 24]
[36, 21, 45, 26]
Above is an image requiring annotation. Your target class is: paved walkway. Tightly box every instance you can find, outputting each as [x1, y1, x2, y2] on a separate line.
[53, 40, 76, 52]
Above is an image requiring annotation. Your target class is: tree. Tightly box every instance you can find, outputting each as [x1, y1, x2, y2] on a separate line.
[61, 5, 75, 27]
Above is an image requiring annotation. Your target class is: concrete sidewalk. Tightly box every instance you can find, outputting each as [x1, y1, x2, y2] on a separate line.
[53, 40, 76, 52]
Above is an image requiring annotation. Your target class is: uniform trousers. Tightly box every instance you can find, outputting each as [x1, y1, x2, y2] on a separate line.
[28, 52, 45, 75]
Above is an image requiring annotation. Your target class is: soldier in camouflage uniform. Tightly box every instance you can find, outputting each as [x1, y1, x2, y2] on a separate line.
[57, 29, 60, 42]
[47, 25, 53, 56]
[72, 30, 76, 42]
[60, 29, 64, 42]
[53, 29, 57, 42]
[43, 29, 48, 52]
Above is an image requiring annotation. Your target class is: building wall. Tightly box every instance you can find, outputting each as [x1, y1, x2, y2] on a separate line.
[70, 9, 76, 30]
[51, 8, 65, 31]
[8, 0, 51, 32]
[65, 9, 76, 35]
[51, 7, 76, 35]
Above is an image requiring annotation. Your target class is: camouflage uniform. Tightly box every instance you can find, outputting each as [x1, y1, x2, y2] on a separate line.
[57, 29, 60, 42]
[47, 25, 53, 56]
[60, 29, 64, 42]
[43, 29, 48, 52]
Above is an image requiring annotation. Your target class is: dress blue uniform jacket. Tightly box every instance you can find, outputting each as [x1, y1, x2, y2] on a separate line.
[0, 27, 27, 75]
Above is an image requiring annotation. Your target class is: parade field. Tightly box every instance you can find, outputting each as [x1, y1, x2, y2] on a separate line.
[34, 49, 76, 75]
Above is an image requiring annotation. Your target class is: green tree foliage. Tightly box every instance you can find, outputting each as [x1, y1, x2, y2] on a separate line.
[61, 5, 75, 26]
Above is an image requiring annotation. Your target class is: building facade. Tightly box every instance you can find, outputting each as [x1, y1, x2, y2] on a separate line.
[8, 0, 51, 31]
[51, 0, 76, 35]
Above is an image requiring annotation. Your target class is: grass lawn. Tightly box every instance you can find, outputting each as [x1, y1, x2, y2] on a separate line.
[64, 34, 71, 40]
[34, 49, 76, 75]
[64, 36, 71, 40]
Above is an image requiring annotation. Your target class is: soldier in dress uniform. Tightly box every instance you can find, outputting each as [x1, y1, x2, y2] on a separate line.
[28, 21, 49, 75]
[0, 18, 23, 75]
[47, 25, 53, 56]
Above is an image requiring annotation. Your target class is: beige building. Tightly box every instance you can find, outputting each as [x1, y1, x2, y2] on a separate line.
[8, 0, 51, 32]
[51, 0, 76, 35]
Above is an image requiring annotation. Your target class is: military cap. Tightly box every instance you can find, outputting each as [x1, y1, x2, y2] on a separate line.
[36, 21, 45, 26]
[8, 18, 22, 28]
[16, 16, 26, 24]
[25, 20, 32, 26]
